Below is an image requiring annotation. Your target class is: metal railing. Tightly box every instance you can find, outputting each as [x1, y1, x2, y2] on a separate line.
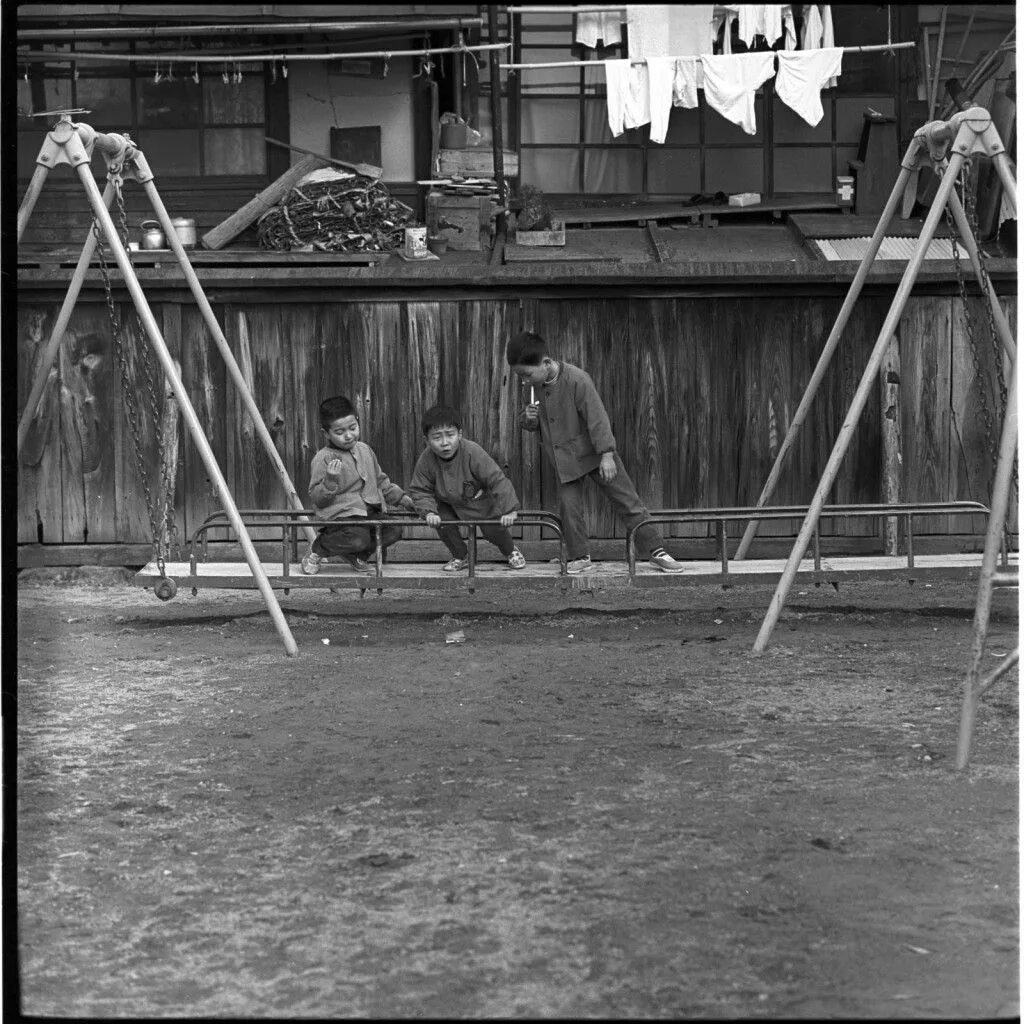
[188, 507, 567, 583]
[625, 501, 995, 576]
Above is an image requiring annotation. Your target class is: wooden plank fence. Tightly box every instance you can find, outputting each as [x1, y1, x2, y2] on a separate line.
[17, 294, 1016, 551]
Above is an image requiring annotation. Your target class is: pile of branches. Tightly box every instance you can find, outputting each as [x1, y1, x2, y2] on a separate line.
[256, 175, 415, 253]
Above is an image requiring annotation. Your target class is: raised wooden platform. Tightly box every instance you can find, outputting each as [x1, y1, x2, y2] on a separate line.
[134, 552, 1014, 595]
[16, 247, 391, 269]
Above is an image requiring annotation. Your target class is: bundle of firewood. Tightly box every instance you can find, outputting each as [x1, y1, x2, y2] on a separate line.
[255, 175, 416, 253]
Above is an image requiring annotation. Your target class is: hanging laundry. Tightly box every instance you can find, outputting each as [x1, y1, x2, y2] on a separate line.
[781, 4, 798, 50]
[700, 51, 776, 135]
[801, 4, 825, 49]
[605, 59, 651, 136]
[712, 4, 740, 54]
[762, 5, 785, 46]
[647, 57, 676, 143]
[627, 4, 714, 58]
[821, 5, 837, 86]
[575, 11, 623, 50]
[738, 5, 766, 48]
[673, 57, 703, 108]
[775, 48, 843, 125]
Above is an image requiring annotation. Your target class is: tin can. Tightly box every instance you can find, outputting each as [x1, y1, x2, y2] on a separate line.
[171, 217, 197, 247]
[404, 226, 428, 259]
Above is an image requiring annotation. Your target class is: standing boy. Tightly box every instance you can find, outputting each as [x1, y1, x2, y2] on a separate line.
[506, 330, 684, 574]
[409, 404, 527, 572]
[303, 395, 416, 574]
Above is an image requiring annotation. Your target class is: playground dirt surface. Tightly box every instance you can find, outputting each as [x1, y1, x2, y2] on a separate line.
[15, 567, 1020, 1019]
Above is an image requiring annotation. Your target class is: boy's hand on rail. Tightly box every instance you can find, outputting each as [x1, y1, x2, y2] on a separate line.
[599, 452, 617, 483]
[426, 513, 442, 527]
[500, 511, 517, 527]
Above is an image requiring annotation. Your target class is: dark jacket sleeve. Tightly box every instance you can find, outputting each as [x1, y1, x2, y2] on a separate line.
[469, 444, 520, 514]
[408, 450, 439, 515]
[574, 371, 616, 454]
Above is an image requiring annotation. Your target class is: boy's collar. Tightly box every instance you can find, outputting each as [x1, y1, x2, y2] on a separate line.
[544, 361, 560, 384]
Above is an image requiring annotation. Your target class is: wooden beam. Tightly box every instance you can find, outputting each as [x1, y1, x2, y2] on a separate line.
[200, 154, 329, 251]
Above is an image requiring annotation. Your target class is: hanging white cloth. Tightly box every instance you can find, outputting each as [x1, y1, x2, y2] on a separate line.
[738, 4, 765, 48]
[821, 5, 837, 86]
[673, 57, 703, 108]
[713, 4, 740, 54]
[605, 58, 651, 136]
[801, 4, 825, 49]
[576, 11, 623, 49]
[646, 57, 677, 143]
[781, 4, 798, 50]
[700, 51, 777, 135]
[775, 48, 843, 125]
[627, 4, 714, 58]
[762, 5, 785, 46]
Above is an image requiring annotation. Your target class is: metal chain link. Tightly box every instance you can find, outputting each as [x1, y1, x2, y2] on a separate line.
[112, 177, 181, 557]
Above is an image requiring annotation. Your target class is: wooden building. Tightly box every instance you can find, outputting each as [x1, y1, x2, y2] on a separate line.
[16, 4, 1018, 566]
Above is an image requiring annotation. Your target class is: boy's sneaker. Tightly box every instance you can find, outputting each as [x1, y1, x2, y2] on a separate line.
[650, 551, 685, 574]
[566, 556, 594, 574]
[344, 554, 373, 574]
[301, 551, 323, 575]
[443, 557, 469, 572]
[507, 547, 527, 569]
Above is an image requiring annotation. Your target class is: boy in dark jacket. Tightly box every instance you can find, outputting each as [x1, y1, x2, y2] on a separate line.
[409, 405, 527, 572]
[303, 395, 415, 574]
[506, 330, 684, 575]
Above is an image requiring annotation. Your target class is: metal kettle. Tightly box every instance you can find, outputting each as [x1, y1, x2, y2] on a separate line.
[140, 220, 166, 250]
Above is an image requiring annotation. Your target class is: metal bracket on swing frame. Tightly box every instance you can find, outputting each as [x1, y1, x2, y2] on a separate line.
[16, 114, 307, 657]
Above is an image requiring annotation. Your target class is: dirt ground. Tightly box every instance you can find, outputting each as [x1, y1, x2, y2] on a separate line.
[15, 567, 1020, 1019]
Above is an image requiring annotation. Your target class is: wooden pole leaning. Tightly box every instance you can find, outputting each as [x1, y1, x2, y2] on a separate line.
[955, 352, 1018, 769]
[17, 178, 116, 454]
[752, 145, 970, 654]
[131, 158, 317, 546]
[732, 152, 921, 562]
[72, 158, 299, 658]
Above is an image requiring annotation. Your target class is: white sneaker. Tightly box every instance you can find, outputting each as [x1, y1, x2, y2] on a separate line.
[508, 547, 527, 569]
[443, 557, 469, 572]
[301, 552, 323, 575]
[566, 556, 594, 574]
[650, 551, 684, 574]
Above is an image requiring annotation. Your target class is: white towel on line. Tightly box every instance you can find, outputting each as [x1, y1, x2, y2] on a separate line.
[700, 51, 777, 135]
[782, 4, 798, 49]
[646, 57, 677, 143]
[801, 4, 824, 49]
[821, 5, 837, 86]
[775, 48, 843, 126]
[673, 57, 703, 108]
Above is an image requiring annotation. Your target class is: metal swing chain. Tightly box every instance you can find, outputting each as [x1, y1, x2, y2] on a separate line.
[943, 162, 999, 500]
[90, 205, 163, 564]
[111, 177, 181, 558]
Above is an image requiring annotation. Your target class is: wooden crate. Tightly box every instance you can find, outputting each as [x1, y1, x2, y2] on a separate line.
[426, 194, 492, 251]
[438, 148, 519, 178]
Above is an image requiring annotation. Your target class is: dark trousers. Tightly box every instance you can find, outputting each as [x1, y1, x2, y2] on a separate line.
[313, 509, 403, 560]
[434, 501, 516, 559]
[558, 453, 663, 560]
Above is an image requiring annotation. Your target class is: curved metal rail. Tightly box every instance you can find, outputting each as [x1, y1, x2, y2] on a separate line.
[625, 501, 994, 576]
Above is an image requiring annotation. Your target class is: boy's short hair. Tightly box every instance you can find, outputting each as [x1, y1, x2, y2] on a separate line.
[421, 404, 462, 436]
[319, 395, 357, 429]
[506, 330, 550, 367]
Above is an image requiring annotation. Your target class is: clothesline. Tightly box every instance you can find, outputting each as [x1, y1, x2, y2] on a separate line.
[17, 40, 510, 65]
[501, 40, 914, 70]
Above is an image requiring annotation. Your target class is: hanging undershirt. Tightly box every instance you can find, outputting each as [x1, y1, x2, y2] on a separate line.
[700, 51, 777, 135]
[646, 57, 677, 143]
[575, 11, 623, 49]
[775, 48, 844, 126]
[762, 5, 784, 47]
[821, 5, 837, 86]
[713, 4, 740, 54]
[737, 4, 765, 48]
[801, 4, 824, 49]
[782, 4, 798, 49]
[605, 59, 651, 137]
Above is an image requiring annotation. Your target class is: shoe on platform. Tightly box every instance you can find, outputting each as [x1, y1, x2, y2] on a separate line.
[566, 556, 594, 574]
[344, 554, 374, 574]
[508, 548, 527, 569]
[443, 557, 469, 572]
[301, 552, 323, 575]
[650, 551, 685, 574]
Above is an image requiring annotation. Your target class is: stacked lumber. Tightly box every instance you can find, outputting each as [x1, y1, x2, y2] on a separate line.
[255, 170, 416, 253]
